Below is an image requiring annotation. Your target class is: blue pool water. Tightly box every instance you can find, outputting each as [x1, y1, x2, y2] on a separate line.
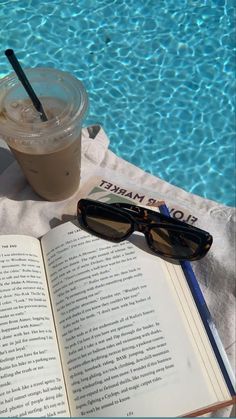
[0, 0, 235, 206]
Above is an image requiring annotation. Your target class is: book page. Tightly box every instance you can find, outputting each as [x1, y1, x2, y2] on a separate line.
[41, 221, 229, 417]
[0, 236, 70, 417]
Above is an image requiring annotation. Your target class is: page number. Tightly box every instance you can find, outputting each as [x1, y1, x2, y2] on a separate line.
[127, 412, 134, 416]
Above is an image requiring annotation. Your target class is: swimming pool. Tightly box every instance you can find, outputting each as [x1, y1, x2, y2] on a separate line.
[0, 0, 235, 206]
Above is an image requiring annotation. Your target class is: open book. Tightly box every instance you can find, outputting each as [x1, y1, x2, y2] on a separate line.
[0, 209, 235, 417]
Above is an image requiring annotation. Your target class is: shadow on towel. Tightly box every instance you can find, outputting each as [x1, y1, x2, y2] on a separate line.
[0, 147, 15, 175]
[0, 148, 44, 201]
[49, 215, 77, 229]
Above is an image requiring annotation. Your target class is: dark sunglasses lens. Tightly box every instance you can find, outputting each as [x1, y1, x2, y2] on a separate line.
[149, 227, 201, 259]
[85, 205, 132, 240]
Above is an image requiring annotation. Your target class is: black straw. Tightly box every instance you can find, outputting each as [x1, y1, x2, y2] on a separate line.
[5, 49, 48, 122]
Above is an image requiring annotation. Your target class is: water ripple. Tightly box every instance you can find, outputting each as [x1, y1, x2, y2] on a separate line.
[0, 0, 235, 206]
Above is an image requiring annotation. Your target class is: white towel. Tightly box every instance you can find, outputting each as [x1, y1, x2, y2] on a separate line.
[0, 126, 235, 417]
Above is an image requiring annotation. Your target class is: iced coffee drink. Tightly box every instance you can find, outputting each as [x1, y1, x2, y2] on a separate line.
[0, 68, 88, 201]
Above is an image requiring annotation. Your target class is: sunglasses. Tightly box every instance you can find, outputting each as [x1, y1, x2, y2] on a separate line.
[77, 199, 213, 261]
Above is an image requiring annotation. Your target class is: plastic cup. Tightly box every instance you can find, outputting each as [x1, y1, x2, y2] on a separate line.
[0, 67, 88, 201]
